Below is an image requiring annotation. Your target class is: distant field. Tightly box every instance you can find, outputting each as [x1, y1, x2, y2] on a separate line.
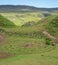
[1, 12, 43, 26]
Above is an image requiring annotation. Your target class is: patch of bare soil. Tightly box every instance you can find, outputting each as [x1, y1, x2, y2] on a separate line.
[0, 51, 13, 59]
[42, 30, 58, 40]
[22, 43, 34, 48]
[0, 34, 5, 44]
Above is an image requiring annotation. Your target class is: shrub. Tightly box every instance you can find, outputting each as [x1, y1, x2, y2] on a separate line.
[45, 38, 51, 45]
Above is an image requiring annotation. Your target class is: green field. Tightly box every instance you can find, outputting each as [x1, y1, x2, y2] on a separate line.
[0, 31, 58, 65]
[0, 47, 58, 65]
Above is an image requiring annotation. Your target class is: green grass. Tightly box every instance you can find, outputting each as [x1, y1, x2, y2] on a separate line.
[0, 12, 44, 26]
[0, 14, 58, 65]
[0, 34, 45, 54]
[0, 45, 58, 65]
[0, 15, 15, 27]
[44, 15, 58, 38]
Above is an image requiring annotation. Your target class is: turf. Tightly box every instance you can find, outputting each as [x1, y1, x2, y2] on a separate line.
[0, 45, 58, 65]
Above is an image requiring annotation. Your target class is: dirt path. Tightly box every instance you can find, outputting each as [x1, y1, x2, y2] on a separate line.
[42, 31, 58, 40]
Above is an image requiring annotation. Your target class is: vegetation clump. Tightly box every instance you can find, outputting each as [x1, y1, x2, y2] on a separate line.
[45, 38, 51, 45]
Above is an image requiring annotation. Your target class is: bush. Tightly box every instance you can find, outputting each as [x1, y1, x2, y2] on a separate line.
[45, 38, 51, 45]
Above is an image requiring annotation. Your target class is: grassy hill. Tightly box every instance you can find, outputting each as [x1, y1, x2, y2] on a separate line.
[36, 15, 58, 38]
[0, 12, 57, 26]
[0, 15, 15, 27]
[0, 15, 58, 65]
[1, 12, 43, 26]
[44, 15, 58, 38]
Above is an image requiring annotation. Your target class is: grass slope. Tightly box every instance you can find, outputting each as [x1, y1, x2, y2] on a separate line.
[0, 15, 15, 27]
[44, 15, 58, 38]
